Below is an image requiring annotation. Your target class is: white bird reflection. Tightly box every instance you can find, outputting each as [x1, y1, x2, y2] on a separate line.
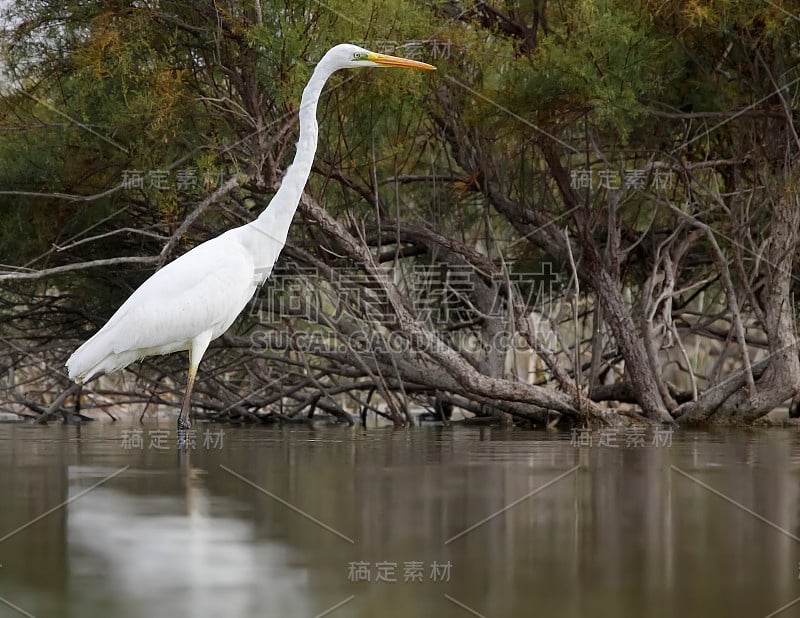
[67, 467, 313, 617]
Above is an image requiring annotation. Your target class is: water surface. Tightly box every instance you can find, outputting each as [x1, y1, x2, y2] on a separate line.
[1, 422, 799, 617]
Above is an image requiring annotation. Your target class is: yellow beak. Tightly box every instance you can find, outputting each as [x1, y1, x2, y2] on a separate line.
[369, 53, 436, 71]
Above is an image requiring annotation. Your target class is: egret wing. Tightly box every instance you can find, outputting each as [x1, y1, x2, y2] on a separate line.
[103, 237, 256, 354]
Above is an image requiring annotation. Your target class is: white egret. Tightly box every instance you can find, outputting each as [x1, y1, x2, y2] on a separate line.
[66, 44, 435, 428]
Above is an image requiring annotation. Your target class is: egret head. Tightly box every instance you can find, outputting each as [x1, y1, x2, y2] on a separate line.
[325, 43, 436, 72]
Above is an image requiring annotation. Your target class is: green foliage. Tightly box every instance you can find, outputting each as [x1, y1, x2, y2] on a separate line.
[2, 0, 799, 291]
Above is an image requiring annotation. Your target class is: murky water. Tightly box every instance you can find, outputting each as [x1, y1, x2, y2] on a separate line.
[1, 422, 799, 617]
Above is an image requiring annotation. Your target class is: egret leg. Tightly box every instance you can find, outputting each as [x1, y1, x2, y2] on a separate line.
[177, 331, 213, 430]
[177, 365, 198, 430]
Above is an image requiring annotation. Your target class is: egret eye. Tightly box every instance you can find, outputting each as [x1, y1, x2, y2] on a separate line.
[352, 52, 368, 61]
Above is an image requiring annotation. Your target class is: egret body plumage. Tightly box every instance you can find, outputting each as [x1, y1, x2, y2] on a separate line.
[66, 44, 435, 428]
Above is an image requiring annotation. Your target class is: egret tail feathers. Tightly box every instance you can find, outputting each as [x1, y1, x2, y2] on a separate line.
[66, 328, 139, 383]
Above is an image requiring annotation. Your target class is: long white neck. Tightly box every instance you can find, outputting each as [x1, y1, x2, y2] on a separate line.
[243, 55, 339, 265]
